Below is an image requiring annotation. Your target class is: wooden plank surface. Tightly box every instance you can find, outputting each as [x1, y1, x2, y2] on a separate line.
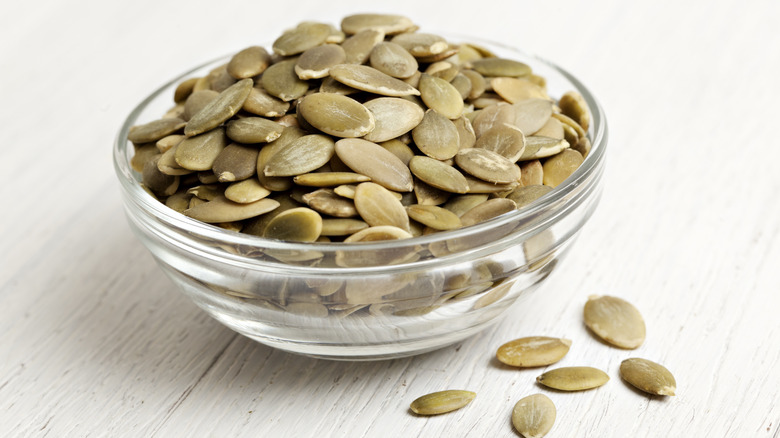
[2, 1, 779, 436]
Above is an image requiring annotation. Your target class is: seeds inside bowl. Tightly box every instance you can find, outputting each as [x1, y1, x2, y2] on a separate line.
[128, 13, 593, 244]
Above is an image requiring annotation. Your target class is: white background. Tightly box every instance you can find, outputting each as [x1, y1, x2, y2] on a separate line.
[2, 0, 779, 436]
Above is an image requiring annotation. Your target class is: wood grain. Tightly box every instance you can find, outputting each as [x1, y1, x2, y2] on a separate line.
[1, 1, 779, 436]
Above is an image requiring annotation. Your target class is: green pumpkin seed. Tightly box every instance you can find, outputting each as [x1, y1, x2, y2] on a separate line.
[302, 188, 358, 218]
[406, 205, 461, 230]
[207, 65, 236, 93]
[474, 123, 526, 161]
[342, 225, 412, 242]
[242, 87, 290, 117]
[443, 194, 488, 217]
[272, 22, 331, 56]
[497, 336, 571, 367]
[184, 78, 252, 137]
[409, 390, 476, 415]
[174, 77, 198, 104]
[255, 126, 304, 191]
[459, 197, 516, 226]
[294, 172, 370, 187]
[341, 29, 385, 64]
[512, 98, 553, 136]
[227, 46, 271, 79]
[340, 13, 414, 35]
[369, 41, 418, 78]
[226, 117, 284, 144]
[491, 77, 548, 103]
[463, 174, 517, 193]
[157, 145, 192, 176]
[156, 134, 185, 153]
[212, 143, 259, 182]
[297, 93, 375, 138]
[413, 179, 449, 205]
[264, 134, 335, 177]
[425, 61, 459, 82]
[183, 90, 219, 121]
[537, 367, 609, 391]
[409, 155, 469, 194]
[242, 194, 301, 236]
[320, 218, 369, 236]
[584, 295, 646, 349]
[354, 182, 409, 230]
[295, 44, 347, 80]
[455, 148, 520, 184]
[512, 394, 556, 438]
[542, 149, 584, 188]
[507, 185, 553, 209]
[559, 91, 590, 131]
[263, 207, 322, 242]
[262, 59, 310, 102]
[175, 127, 228, 171]
[184, 195, 279, 223]
[165, 191, 192, 213]
[224, 179, 271, 204]
[471, 103, 517, 138]
[329, 64, 420, 97]
[620, 358, 677, 396]
[143, 156, 178, 196]
[470, 57, 531, 77]
[391, 32, 448, 57]
[362, 97, 424, 143]
[419, 74, 464, 119]
[519, 136, 570, 160]
[129, 118, 186, 144]
[519, 160, 544, 186]
[187, 184, 222, 201]
[335, 138, 413, 192]
[412, 110, 460, 160]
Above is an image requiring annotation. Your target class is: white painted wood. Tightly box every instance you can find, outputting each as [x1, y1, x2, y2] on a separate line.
[2, 1, 779, 436]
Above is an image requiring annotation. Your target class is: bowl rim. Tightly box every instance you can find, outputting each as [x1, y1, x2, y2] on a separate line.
[113, 35, 608, 255]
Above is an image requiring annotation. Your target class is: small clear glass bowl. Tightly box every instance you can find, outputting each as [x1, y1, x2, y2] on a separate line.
[113, 37, 607, 360]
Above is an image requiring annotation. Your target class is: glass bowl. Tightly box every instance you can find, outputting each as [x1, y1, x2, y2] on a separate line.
[113, 37, 607, 360]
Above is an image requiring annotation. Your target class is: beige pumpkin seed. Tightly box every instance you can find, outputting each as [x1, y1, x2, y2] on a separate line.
[511, 98, 553, 136]
[184, 195, 279, 223]
[341, 13, 414, 35]
[406, 205, 461, 230]
[242, 194, 301, 236]
[297, 93, 375, 138]
[175, 127, 228, 171]
[559, 91, 590, 131]
[425, 61, 459, 82]
[183, 90, 219, 121]
[497, 336, 571, 367]
[474, 123, 526, 161]
[320, 218, 369, 236]
[319, 76, 359, 95]
[157, 145, 192, 176]
[242, 87, 290, 117]
[443, 194, 489, 217]
[226, 117, 284, 144]
[354, 182, 409, 230]
[542, 149, 584, 188]
[453, 116, 477, 150]
[536, 367, 610, 391]
[272, 22, 331, 56]
[409, 155, 469, 194]
[174, 77, 198, 104]
[573, 136, 592, 158]
[470, 57, 531, 77]
[519, 160, 543, 186]
[418, 74, 464, 119]
[362, 97, 424, 143]
[129, 118, 186, 144]
[471, 103, 517, 138]
[413, 179, 449, 205]
[329, 64, 420, 97]
[379, 139, 415, 165]
[512, 394, 556, 438]
[507, 185, 553, 209]
[459, 197, 516, 226]
[262, 59, 310, 102]
[369, 42, 418, 78]
[534, 117, 565, 140]
[263, 207, 322, 242]
[142, 156, 178, 196]
[224, 179, 271, 204]
[294, 172, 371, 187]
[455, 148, 520, 184]
[341, 29, 385, 64]
[391, 32, 448, 57]
[552, 112, 587, 140]
[187, 184, 222, 201]
[461, 70, 486, 100]
[343, 225, 412, 242]
[463, 174, 518, 193]
[412, 110, 460, 160]
[156, 134, 185, 153]
[264, 134, 335, 177]
[584, 295, 646, 349]
[227, 46, 271, 79]
[184, 78, 252, 137]
[335, 138, 413, 192]
[409, 390, 476, 415]
[302, 188, 357, 218]
[212, 143, 259, 182]
[450, 73, 472, 100]
[295, 44, 347, 80]
[165, 191, 191, 213]
[520, 136, 570, 160]
[620, 358, 677, 396]
[492, 77, 548, 103]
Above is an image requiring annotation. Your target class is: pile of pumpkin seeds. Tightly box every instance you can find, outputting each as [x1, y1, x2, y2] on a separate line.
[410, 295, 677, 438]
[129, 13, 593, 244]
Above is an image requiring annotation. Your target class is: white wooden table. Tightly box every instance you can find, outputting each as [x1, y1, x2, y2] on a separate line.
[3, 1, 779, 436]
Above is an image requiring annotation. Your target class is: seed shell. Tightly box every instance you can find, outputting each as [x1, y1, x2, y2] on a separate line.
[536, 366, 610, 391]
[620, 358, 677, 396]
[497, 336, 572, 367]
[583, 295, 646, 349]
[512, 394, 556, 438]
[459, 197, 516, 226]
[409, 390, 476, 415]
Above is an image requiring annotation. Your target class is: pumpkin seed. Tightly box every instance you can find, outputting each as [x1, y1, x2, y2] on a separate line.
[157, 145, 192, 176]
[425, 61, 458, 82]
[512, 394, 556, 438]
[573, 136, 592, 158]
[450, 73, 472, 100]
[463, 174, 518, 194]
[620, 358, 677, 396]
[512, 98, 553, 136]
[542, 149, 584, 188]
[369, 42, 418, 78]
[272, 22, 331, 56]
[519, 160, 543, 186]
[471, 103, 516, 138]
[379, 139, 415, 165]
[413, 179, 450, 205]
[507, 185, 553, 209]
[165, 191, 191, 213]
[443, 194, 489, 217]
[175, 127, 228, 171]
[335, 138, 413, 192]
[224, 179, 271, 204]
[391, 32, 448, 57]
[496, 336, 571, 367]
[409, 390, 476, 415]
[262, 59, 309, 102]
[520, 136, 570, 160]
[184, 195, 279, 223]
[242, 87, 290, 117]
[263, 134, 335, 177]
[340, 13, 414, 35]
[412, 110, 460, 160]
[354, 182, 410, 230]
[461, 69, 486, 100]
[414, 46, 459, 64]
[174, 78, 198, 104]
[455, 148, 520, 184]
[320, 218, 369, 236]
[342, 225, 412, 242]
[459, 197, 516, 226]
[419, 74, 464, 119]
[297, 93, 375, 138]
[470, 57, 531, 77]
[227, 46, 271, 79]
[329, 64, 420, 97]
[559, 91, 590, 131]
[409, 155, 469, 194]
[302, 188, 358, 218]
[212, 143, 258, 182]
[295, 45, 345, 79]
[263, 207, 322, 242]
[492, 77, 548, 103]
[584, 295, 646, 349]
[536, 367, 610, 391]
[156, 134, 185, 153]
[406, 205, 461, 230]
[362, 97, 424, 143]
[453, 116, 477, 150]
[341, 29, 385, 64]
[184, 78, 252, 137]
[226, 117, 284, 144]
[534, 117, 565, 140]
[183, 90, 219, 121]
[143, 156, 178, 196]
[552, 112, 587, 140]
[187, 184, 222, 201]
[474, 123, 526, 161]
[294, 172, 370, 187]
[128, 118, 186, 144]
